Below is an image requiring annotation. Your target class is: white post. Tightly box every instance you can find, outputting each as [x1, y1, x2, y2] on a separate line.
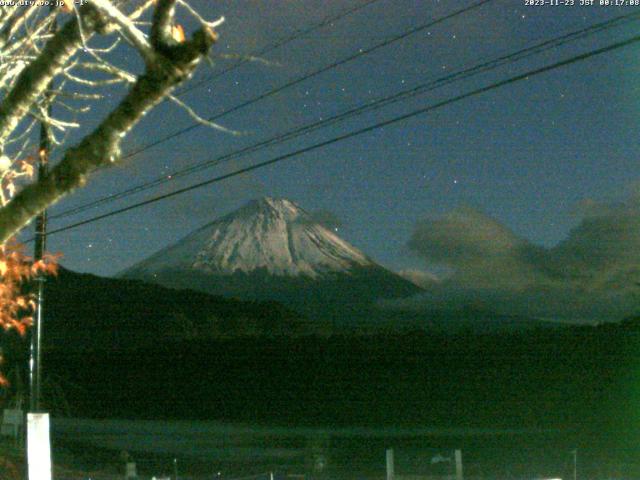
[454, 449, 463, 480]
[125, 461, 137, 479]
[386, 448, 395, 480]
[27, 413, 52, 480]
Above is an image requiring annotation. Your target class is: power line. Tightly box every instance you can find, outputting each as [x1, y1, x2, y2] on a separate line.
[117, 0, 495, 160]
[35, 31, 640, 240]
[51, 0, 494, 219]
[174, 0, 385, 98]
[50, 9, 640, 220]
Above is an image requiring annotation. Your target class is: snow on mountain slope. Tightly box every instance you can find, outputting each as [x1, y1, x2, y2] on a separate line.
[123, 198, 375, 279]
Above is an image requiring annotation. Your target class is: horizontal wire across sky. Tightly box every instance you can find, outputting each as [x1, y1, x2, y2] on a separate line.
[31, 25, 640, 241]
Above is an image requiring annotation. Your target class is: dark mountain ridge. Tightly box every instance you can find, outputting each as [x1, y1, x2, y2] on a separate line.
[0, 266, 637, 452]
[41, 267, 319, 350]
[120, 197, 424, 324]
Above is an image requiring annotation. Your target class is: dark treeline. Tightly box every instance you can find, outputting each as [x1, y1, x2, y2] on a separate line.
[39, 322, 640, 448]
[1, 268, 638, 455]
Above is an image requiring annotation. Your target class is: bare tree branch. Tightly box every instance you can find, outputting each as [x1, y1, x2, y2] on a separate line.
[128, 0, 158, 21]
[91, 0, 157, 64]
[0, 5, 108, 153]
[168, 93, 240, 135]
[0, 3, 38, 50]
[0, 5, 218, 243]
[151, 0, 177, 50]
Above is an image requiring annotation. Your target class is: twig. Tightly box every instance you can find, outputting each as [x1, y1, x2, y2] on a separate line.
[168, 94, 241, 135]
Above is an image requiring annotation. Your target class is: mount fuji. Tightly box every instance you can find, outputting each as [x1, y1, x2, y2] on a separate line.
[121, 197, 422, 325]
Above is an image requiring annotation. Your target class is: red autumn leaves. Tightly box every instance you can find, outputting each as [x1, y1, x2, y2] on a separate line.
[0, 242, 59, 337]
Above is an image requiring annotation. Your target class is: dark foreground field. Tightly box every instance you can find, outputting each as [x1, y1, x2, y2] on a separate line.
[4, 298, 640, 478]
[42, 322, 640, 439]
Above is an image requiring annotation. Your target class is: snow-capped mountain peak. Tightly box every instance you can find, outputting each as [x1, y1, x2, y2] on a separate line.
[124, 197, 374, 278]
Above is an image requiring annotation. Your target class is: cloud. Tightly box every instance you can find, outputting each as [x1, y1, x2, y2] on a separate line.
[551, 199, 640, 284]
[408, 207, 524, 263]
[398, 199, 640, 322]
[397, 269, 440, 289]
[407, 207, 550, 290]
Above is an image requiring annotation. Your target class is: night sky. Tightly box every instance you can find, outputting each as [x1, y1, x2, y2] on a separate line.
[22, 0, 640, 319]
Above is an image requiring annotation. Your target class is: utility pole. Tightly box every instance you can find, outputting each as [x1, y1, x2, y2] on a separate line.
[27, 8, 56, 480]
[572, 449, 577, 480]
[386, 448, 394, 480]
[454, 449, 463, 480]
[25, 116, 51, 480]
[29, 117, 49, 413]
[29, 0, 56, 415]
